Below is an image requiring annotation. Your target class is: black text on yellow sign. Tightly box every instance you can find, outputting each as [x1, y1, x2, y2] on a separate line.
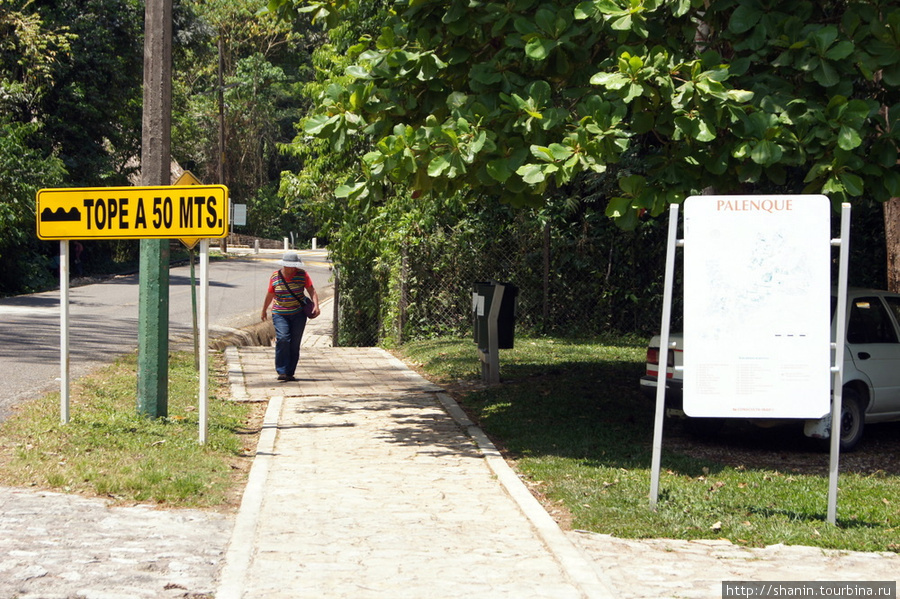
[36, 185, 229, 240]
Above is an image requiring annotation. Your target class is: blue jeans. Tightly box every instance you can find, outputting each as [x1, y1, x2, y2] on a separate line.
[272, 311, 308, 376]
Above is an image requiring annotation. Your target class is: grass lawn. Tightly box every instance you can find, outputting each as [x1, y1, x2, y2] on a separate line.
[397, 335, 900, 553]
[0, 351, 262, 509]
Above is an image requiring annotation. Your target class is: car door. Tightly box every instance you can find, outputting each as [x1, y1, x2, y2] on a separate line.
[844, 295, 900, 416]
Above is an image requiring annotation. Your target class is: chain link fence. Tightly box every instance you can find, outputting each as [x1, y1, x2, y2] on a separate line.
[327, 195, 895, 347]
[333, 208, 676, 347]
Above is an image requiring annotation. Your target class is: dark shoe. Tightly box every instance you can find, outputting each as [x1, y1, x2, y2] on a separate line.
[284, 375, 298, 382]
[277, 374, 288, 381]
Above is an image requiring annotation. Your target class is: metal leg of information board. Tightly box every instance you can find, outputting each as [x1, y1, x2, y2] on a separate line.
[827, 203, 851, 525]
[650, 204, 680, 509]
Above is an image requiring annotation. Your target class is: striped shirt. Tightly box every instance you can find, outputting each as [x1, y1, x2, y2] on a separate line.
[267, 270, 313, 315]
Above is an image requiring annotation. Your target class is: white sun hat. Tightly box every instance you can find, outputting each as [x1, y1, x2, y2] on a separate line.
[279, 252, 304, 267]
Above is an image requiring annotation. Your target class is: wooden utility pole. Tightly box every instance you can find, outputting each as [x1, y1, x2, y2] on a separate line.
[218, 34, 228, 253]
[137, 0, 173, 418]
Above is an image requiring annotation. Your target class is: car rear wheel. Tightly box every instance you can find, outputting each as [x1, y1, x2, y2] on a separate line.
[838, 387, 865, 452]
[683, 417, 725, 438]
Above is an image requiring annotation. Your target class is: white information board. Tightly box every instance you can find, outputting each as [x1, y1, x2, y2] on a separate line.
[683, 195, 831, 418]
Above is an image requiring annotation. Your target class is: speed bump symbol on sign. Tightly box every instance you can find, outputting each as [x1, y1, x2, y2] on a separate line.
[36, 185, 229, 240]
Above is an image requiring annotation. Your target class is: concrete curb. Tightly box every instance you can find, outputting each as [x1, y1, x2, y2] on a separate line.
[215, 394, 283, 599]
[224, 346, 249, 401]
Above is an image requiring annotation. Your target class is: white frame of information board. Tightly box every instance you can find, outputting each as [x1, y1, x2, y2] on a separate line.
[648, 199, 851, 526]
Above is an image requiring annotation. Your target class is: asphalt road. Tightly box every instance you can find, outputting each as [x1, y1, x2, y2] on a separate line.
[0, 249, 332, 421]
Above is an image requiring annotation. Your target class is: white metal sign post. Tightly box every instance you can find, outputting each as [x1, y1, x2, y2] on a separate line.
[60, 240, 70, 423]
[199, 238, 210, 444]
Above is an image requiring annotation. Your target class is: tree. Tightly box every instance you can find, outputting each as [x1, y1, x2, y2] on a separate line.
[25, 0, 145, 186]
[271, 0, 900, 274]
[1, 0, 70, 294]
[172, 0, 312, 237]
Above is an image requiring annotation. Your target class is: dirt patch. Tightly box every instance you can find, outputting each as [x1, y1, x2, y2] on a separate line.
[220, 399, 268, 513]
[664, 418, 900, 477]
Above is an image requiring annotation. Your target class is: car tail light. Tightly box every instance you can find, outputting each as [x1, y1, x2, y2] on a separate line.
[646, 347, 674, 366]
[646, 346, 675, 378]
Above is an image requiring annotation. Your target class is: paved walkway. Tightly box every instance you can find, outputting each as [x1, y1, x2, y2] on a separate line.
[217, 345, 611, 598]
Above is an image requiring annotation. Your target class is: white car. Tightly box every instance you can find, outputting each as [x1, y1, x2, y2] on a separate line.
[640, 288, 900, 450]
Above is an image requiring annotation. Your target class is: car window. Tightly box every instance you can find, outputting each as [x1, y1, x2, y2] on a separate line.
[846, 297, 899, 344]
[885, 297, 900, 330]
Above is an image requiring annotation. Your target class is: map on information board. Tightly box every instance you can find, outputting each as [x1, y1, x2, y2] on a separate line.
[683, 195, 831, 419]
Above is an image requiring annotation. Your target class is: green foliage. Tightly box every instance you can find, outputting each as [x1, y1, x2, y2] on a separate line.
[1, 0, 71, 294]
[0, 120, 66, 294]
[0, 0, 76, 114]
[1, 0, 156, 295]
[267, 0, 899, 346]
[172, 0, 314, 239]
[26, 0, 145, 186]
[272, 0, 900, 227]
[0, 0, 320, 295]
[279, 9, 393, 343]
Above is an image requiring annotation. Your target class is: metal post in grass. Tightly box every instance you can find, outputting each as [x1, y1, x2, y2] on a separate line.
[60, 240, 70, 424]
[199, 238, 210, 444]
[649, 203, 681, 509]
[827, 203, 851, 525]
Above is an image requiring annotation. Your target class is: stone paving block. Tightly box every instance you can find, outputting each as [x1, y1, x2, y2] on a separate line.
[0, 487, 230, 598]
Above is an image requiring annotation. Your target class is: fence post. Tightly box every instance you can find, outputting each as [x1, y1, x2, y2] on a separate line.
[332, 266, 341, 347]
[543, 220, 550, 326]
[399, 242, 408, 344]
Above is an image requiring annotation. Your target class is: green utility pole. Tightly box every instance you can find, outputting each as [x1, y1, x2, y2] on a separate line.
[138, 239, 170, 417]
[137, 0, 173, 418]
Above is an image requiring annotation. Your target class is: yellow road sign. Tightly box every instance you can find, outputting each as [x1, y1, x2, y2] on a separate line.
[36, 185, 229, 240]
[175, 171, 203, 186]
[174, 171, 208, 249]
